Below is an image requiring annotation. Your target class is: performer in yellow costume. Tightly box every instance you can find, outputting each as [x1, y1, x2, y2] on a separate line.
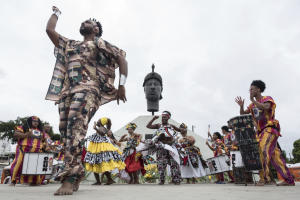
[84, 117, 125, 185]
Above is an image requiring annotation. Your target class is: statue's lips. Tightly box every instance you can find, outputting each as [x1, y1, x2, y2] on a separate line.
[149, 92, 156, 95]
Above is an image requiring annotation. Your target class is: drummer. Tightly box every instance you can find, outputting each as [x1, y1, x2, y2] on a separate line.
[206, 132, 225, 184]
[221, 125, 235, 183]
[10, 116, 45, 186]
[235, 80, 294, 186]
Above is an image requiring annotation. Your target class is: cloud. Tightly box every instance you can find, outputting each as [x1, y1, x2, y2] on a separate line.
[0, 0, 300, 157]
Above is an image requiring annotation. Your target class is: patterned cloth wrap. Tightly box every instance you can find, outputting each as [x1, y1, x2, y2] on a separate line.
[180, 139, 207, 168]
[122, 139, 139, 161]
[222, 132, 239, 156]
[142, 155, 156, 165]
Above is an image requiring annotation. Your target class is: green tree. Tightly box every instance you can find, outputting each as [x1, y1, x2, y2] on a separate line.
[292, 139, 300, 163]
[0, 116, 60, 144]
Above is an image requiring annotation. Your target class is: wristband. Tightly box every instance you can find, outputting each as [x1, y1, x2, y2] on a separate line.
[120, 74, 127, 86]
[53, 10, 61, 18]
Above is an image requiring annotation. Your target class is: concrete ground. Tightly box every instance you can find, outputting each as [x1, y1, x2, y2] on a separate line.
[1, 182, 299, 200]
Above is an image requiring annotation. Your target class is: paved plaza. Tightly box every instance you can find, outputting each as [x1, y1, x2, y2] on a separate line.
[1, 182, 299, 200]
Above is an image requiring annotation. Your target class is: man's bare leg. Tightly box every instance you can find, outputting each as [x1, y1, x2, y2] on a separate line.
[92, 173, 102, 185]
[54, 181, 73, 195]
[73, 176, 85, 191]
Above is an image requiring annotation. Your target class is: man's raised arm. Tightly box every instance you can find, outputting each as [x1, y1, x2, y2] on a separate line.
[46, 6, 61, 48]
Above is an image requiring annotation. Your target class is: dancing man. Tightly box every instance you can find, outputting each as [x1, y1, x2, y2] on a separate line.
[45, 6, 128, 195]
[235, 80, 294, 186]
[142, 111, 187, 185]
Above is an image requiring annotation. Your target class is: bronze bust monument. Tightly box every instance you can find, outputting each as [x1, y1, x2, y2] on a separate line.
[143, 64, 163, 115]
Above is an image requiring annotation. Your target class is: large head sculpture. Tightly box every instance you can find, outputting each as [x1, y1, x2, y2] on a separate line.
[143, 64, 163, 113]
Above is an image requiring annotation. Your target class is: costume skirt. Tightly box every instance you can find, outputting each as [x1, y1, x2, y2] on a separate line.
[84, 134, 125, 174]
[180, 155, 206, 178]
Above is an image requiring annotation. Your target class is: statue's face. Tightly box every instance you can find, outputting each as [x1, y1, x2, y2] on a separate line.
[144, 79, 162, 101]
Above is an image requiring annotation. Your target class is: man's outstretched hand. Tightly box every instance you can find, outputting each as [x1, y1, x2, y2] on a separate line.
[116, 85, 127, 105]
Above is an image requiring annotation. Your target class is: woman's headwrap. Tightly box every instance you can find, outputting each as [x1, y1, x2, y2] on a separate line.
[126, 123, 137, 130]
[101, 117, 108, 126]
[32, 116, 39, 120]
[162, 111, 171, 119]
[180, 123, 187, 129]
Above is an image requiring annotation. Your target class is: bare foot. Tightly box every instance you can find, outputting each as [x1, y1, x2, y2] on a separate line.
[265, 181, 277, 185]
[128, 178, 133, 184]
[278, 181, 295, 186]
[159, 180, 165, 185]
[54, 181, 73, 195]
[92, 182, 102, 185]
[191, 180, 196, 184]
[255, 180, 265, 186]
[104, 180, 114, 185]
[9, 182, 16, 186]
[73, 177, 85, 191]
[29, 183, 41, 186]
[133, 177, 140, 184]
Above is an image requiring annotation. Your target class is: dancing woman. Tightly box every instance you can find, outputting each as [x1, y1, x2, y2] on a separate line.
[84, 117, 125, 185]
[206, 132, 225, 184]
[10, 116, 45, 186]
[119, 123, 146, 184]
[179, 123, 207, 184]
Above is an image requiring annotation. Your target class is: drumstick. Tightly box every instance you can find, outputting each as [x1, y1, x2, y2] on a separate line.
[207, 125, 210, 141]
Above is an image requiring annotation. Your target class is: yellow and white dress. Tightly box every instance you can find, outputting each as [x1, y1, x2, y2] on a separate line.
[84, 131, 126, 173]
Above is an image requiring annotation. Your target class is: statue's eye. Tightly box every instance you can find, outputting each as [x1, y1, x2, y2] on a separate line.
[146, 82, 152, 86]
[154, 82, 160, 86]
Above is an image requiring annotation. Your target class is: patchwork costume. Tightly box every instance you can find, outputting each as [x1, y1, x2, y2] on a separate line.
[248, 96, 294, 185]
[222, 132, 238, 182]
[208, 139, 224, 182]
[180, 138, 207, 178]
[45, 29, 125, 184]
[137, 124, 187, 183]
[10, 125, 45, 184]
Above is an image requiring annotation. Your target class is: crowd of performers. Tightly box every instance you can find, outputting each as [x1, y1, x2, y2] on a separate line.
[4, 6, 295, 196]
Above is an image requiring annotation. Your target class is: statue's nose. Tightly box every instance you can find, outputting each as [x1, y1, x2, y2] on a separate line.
[151, 87, 155, 90]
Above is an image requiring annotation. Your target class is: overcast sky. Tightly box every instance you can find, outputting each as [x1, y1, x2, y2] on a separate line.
[1, 0, 300, 157]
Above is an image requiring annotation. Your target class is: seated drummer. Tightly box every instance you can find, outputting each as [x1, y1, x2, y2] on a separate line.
[10, 116, 45, 186]
[206, 132, 225, 184]
[221, 125, 235, 183]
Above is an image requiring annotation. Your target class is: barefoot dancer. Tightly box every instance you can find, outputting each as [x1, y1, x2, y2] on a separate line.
[206, 132, 226, 184]
[119, 123, 146, 184]
[84, 117, 125, 186]
[235, 80, 294, 186]
[45, 6, 128, 195]
[10, 116, 45, 186]
[143, 111, 187, 185]
[178, 123, 207, 184]
[220, 125, 235, 183]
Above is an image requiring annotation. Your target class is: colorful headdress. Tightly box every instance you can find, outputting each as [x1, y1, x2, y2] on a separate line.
[32, 116, 39, 120]
[126, 123, 137, 130]
[180, 123, 187, 129]
[162, 111, 171, 119]
[101, 117, 108, 126]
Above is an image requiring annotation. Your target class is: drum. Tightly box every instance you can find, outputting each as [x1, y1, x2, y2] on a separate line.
[230, 150, 244, 170]
[22, 153, 55, 175]
[228, 114, 257, 145]
[217, 155, 230, 172]
[206, 157, 222, 174]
